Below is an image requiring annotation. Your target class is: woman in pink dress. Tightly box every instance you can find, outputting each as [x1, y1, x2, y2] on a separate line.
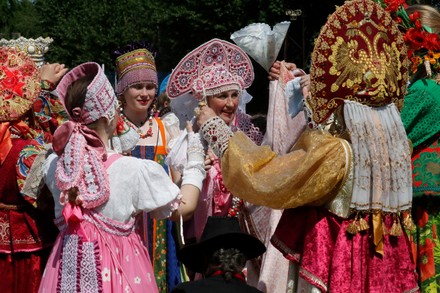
[38, 62, 205, 292]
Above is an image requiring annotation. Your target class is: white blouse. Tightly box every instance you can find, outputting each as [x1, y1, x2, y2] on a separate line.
[44, 153, 181, 224]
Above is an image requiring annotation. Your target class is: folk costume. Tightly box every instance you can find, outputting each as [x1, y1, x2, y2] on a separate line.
[0, 47, 58, 293]
[389, 1, 440, 290]
[166, 38, 282, 290]
[171, 216, 265, 293]
[198, 1, 419, 292]
[231, 22, 308, 292]
[0, 36, 69, 143]
[38, 62, 205, 292]
[112, 43, 185, 292]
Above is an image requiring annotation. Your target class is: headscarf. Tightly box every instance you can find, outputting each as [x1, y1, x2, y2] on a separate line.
[53, 62, 117, 209]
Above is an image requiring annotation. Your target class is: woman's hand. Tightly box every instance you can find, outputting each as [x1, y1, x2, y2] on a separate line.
[204, 148, 215, 171]
[300, 74, 311, 97]
[268, 61, 297, 81]
[196, 104, 216, 127]
[40, 63, 68, 85]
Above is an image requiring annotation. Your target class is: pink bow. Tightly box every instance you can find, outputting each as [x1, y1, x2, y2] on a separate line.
[62, 202, 88, 240]
[52, 119, 107, 161]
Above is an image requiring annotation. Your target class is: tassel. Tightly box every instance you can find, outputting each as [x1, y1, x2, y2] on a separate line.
[346, 221, 359, 234]
[390, 217, 403, 237]
[403, 213, 416, 232]
[346, 214, 359, 235]
[424, 59, 432, 78]
[358, 216, 369, 231]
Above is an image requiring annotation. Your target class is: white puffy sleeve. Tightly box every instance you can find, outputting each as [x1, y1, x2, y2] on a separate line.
[134, 159, 181, 219]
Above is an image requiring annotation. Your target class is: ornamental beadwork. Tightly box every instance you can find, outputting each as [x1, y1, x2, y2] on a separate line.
[201, 116, 233, 158]
[167, 39, 254, 99]
[308, 0, 410, 124]
[0, 36, 53, 67]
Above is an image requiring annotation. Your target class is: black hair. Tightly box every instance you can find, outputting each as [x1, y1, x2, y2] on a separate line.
[206, 248, 247, 282]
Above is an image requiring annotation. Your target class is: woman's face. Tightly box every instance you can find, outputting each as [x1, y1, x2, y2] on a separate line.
[122, 82, 156, 115]
[207, 90, 240, 125]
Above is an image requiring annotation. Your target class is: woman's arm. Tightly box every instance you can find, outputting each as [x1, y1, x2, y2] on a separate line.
[170, 130, 206, 221]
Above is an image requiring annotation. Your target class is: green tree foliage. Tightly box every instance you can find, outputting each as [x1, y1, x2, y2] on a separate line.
[32, 0, 289, 72]
[0, 0, 41, 38]
[144, 0, 286, 72]
[35, 0, 158, 70]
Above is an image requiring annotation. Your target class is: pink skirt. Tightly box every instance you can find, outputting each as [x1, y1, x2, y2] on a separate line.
[272, 207, 419, 293]
[39, 211, 158, 293]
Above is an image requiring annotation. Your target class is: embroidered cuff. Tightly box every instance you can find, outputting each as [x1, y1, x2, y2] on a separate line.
[200, 116, 233, 158]
[41, 79, 55, 91]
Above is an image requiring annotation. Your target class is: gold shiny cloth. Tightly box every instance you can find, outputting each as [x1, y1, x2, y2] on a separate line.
[221, 129, 349, 209]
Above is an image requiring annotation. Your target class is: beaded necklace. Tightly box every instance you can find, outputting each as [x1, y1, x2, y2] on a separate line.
[120, 111, 154, 139]
[228, 196, 244, 217]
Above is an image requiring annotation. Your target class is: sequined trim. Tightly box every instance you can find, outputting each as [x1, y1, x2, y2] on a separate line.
[299, 266, 328, 292]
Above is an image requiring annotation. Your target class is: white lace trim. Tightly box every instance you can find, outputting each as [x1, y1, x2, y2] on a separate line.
[201, 116, 233, 158]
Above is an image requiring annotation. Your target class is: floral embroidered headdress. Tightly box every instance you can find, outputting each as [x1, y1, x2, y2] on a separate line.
[0, 47, 41, 165]
[0, 36, 53, 67]
[166, 38, 254, 101]
[0, 47, 41, 122]
[113, 41, 158, 95]
[308, 0, 410, 124]
[53, 62, 118, 208]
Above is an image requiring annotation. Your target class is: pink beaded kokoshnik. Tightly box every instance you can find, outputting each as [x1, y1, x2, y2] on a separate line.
[166, 38, 254, 100]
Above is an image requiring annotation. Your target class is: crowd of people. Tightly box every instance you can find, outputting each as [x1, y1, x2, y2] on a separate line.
[1, 0, 440, 292]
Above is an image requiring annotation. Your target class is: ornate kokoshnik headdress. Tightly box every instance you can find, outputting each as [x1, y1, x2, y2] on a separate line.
[0, 36, 53, 68]
[309, 0, 413, 236]
[166, 38, 254, 101]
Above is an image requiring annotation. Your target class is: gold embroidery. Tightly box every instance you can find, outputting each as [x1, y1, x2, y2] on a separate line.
[308, 0, 409, 123]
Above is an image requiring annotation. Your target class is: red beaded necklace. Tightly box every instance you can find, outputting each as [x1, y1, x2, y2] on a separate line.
[121, 111, 154, 139]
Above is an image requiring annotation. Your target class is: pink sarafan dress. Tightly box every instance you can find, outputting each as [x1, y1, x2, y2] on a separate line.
[39, 153, 182, 293]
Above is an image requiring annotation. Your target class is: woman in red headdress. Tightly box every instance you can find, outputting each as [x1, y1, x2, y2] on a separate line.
[0, 47, 59, 293]
[195, 0, 419, 292]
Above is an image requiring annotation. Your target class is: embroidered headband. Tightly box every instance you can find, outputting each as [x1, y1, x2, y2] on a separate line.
[166, 38, 254, 100]
[53, 62, 117, 209]
[57, 62, 117, 124]
[308, 0, 410, 123]
[0, 47, 41, 122]
[114, 47, 158, 95]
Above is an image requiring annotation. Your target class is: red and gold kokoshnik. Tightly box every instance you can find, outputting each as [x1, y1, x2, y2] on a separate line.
[309, 0, 411, 124]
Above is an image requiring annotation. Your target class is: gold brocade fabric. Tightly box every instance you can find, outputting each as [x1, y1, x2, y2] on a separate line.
[221, 129, 348, 209]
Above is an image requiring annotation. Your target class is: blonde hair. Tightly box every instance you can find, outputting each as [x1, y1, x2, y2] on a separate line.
[406, 4, 440, 35]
